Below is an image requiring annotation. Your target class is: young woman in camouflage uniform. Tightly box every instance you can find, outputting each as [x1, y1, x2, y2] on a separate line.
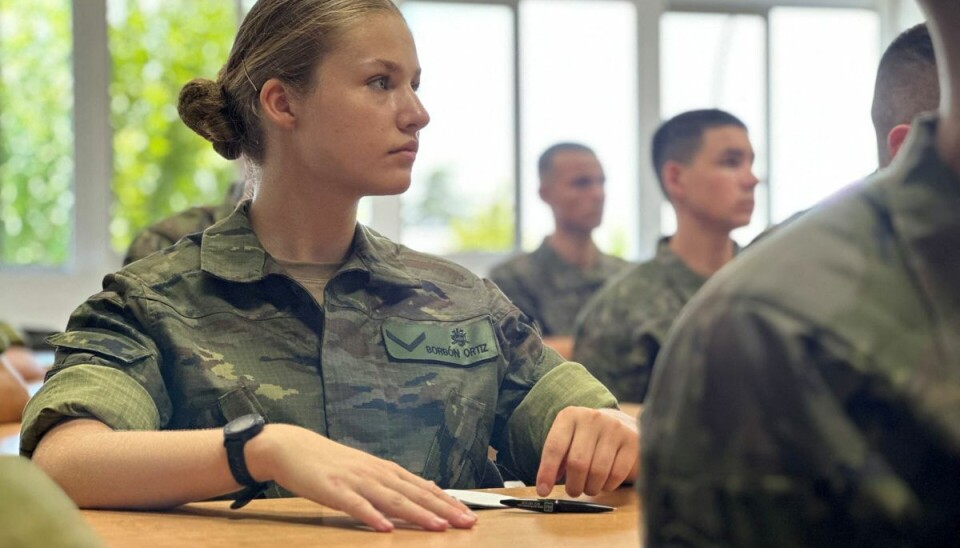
[23, 0, 638, 533]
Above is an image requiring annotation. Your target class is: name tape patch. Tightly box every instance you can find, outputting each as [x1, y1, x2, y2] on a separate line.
[382, 317, 500, 366]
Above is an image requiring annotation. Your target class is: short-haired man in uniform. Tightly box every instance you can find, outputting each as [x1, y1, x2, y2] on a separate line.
[573, 109, 757, 402]
[490, 143, 629, 359]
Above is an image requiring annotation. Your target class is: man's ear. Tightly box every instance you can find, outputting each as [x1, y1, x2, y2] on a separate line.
[662, 161, 685, 202]
[538, 182, 550, 204]
[260, 78, 297, 130]
[886, 123, 911, 162]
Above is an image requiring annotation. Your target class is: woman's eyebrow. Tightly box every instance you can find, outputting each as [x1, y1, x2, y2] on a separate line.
[360, 58, 421, 77]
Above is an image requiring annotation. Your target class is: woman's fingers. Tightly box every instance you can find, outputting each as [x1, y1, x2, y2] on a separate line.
[384, 473, 478, 529]
[326, 488, 395, 532]
[536, 407, 640, 497]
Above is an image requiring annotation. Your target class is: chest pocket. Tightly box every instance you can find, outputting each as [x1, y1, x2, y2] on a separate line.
[421, 392, 489, 489]
[378, 316, 501, 488]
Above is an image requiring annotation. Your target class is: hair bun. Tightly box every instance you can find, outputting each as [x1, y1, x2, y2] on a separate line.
[178, 78, 242, 160]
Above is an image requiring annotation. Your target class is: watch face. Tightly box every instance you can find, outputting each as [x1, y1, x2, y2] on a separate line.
[225, 414, 262, 437]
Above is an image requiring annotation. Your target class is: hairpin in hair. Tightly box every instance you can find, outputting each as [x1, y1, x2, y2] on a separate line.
[241, 59, 258, 93]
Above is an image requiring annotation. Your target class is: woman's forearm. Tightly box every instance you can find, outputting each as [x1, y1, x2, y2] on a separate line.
[31, 418, 244, 509]
[31, 418, 478, 532]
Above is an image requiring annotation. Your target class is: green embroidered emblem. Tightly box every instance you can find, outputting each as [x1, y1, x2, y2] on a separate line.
[451, 328, 468, 347]
[382, 317, 499, 366]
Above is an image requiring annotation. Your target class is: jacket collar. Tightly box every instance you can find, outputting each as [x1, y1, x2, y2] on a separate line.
[654, 237, 710, 302]
[531, 238, 620, 290]
[200, 201, 421, 289]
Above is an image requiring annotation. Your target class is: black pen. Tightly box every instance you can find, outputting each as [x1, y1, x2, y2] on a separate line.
[500, 498, 614, 513]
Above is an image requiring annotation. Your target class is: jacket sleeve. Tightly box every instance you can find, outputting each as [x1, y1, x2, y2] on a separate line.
[20, 271, 172, 457]
[486, 280, 618, 484]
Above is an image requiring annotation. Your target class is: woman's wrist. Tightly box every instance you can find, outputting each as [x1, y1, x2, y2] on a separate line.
[244, 423, 290, 484]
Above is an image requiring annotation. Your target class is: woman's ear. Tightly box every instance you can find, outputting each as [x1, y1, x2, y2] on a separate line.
[260, 78, 297, 130]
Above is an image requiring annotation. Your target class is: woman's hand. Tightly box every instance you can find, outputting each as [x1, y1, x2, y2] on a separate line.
[535, 407, 639, 497]
[34, 420, 476, 533]
[248, 424, 478, 532]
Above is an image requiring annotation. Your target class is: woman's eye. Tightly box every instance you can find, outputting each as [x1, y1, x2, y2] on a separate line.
[370, 76, 389, 90]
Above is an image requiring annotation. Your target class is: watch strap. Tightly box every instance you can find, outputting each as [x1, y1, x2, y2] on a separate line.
[230, 483, 269, 510]
[223, 414, 270, 510]
[225, 437, 259, 487]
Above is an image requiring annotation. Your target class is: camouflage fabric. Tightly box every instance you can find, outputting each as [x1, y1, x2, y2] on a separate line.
[572, 238, 706, 403]
[642, 114, 960, 546]
[21, 201, 618, 492]
[489, 240, 629, 336]
[0, 456, 101, 547]
[123, 181, 245, 266]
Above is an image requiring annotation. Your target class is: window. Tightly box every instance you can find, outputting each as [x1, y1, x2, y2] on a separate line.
[520, 0, 638, 257]
[401, 0, 638, 259]
[0, 0, 74, 265]
[401, 2, 516, 255]
[769, 7, 880, 222]
[660, 6, 880, 243]
[107, 0, 239, 252]
[660, 12, 767, 244]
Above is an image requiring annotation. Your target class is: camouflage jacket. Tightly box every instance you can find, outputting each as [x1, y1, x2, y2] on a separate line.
[642, 114, 960, 546]
[22, 202, 616, 491]
[0, 457, 101, 547]
[572, 238, 706, 403]
[489, 240, 629, 337]
[123, 181, 245, 266]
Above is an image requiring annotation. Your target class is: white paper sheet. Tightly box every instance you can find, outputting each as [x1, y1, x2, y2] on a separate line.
[443, 489, 517, 509]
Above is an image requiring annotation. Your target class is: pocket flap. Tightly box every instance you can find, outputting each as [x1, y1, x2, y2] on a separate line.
[47, 330, 152, 365]
[218, 384, 268, 422]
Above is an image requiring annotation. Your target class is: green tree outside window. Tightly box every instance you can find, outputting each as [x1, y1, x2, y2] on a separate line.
[108, 0, 237, 252]
[0, 0, 73, 266]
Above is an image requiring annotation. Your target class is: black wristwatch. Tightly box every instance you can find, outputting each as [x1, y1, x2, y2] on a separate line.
[223, 413, 269, 509]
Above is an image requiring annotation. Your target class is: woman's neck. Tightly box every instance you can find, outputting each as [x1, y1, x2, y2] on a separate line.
[248, 163, 359, 264]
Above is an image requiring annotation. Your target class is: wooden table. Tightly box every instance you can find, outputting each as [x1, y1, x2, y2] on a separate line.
[81, 486, 642, 547]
